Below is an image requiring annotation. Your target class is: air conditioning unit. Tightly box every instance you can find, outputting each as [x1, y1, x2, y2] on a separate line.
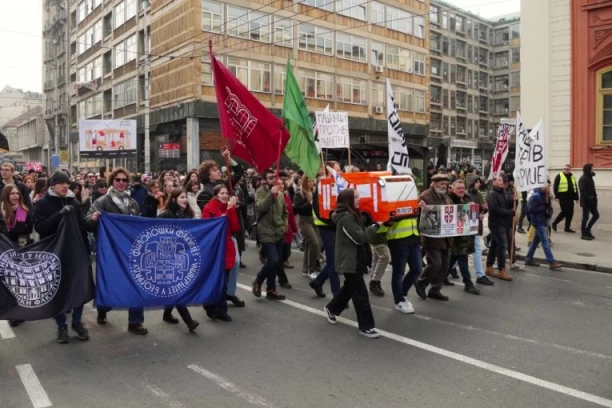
[374, 106, 383, 114]
[375, 65, 384, 73]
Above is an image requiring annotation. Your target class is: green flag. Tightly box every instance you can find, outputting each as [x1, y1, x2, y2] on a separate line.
[282, 60, 321, 179]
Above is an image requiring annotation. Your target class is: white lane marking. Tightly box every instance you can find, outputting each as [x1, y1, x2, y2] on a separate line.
[188, 364, 278, 408]
[237, 283, 612, 408]
[15, 364, 52, 408]
[524, 273, 572, 283]
[143, 383, 185, 408]
[0, 320, 16, 339]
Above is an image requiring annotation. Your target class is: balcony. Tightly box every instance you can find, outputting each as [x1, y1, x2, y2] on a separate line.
[44, 51, 55, 62]
[44, 80, 55, 91]
[57, 75, 66, 86]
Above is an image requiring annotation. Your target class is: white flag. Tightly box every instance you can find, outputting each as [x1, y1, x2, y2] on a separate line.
[386, 79, 410, 174]
[313, 104, 329, 153]
[513, 118, 547, 192]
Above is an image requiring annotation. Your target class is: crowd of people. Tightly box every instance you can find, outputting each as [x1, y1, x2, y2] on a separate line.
[0, 153, 601, 342]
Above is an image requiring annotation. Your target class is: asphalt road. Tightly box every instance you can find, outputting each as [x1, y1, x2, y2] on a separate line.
[1, 241, 612, 408]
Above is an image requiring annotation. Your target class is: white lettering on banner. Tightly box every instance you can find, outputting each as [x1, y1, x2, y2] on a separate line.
[386, 79, 411, 174]
[315, 111, 349, 149]
[513, 118, 547, 192]
[487, 118, 516, 180]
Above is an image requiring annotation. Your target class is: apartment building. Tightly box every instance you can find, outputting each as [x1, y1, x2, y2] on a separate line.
[0, 107, 47, 168]
[0, 86, 43, 131]
[147, 0, 431, 173]
[429, 0, 520, 170]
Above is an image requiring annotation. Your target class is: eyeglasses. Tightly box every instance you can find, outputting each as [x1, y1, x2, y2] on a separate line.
[266, 176, 275, 180]
[114, 178, 128, 183]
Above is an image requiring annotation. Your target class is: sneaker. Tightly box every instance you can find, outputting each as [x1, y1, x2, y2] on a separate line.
[464, 285, 480, 295]
[476, 276, 494, 286]
[71, 323, 89, 340]
[395, 300, 415, 314]
[251, 279, 262, 297]
[127, 324, 148, 335]
[427, 292, 449, 301]
[511, 263, 525, 271]
[308, 272, 318, 280]
[565, 228, 576, 233]
[283, 262, 294, 269]
[266, 290, 286, 300]
[187, 320, 200, 333]
[57, 327, 70, 344]
[369, 280, 385, 297]
[301, 271, 310, 278]
[516, 227, 526, 234]
[359, 328, 380, 339]
[309, 281, 326, 298]
[323, 306, 337, 324]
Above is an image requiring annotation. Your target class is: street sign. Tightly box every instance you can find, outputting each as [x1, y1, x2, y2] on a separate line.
[51, 155, 60, 168]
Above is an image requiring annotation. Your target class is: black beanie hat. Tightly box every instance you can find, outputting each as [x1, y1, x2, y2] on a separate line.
[50, 171, 70, 186]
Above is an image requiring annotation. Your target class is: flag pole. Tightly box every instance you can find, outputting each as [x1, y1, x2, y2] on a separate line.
[221, 144, 234, 196]
[275, 123, 284, 182]
[347, 147, 352, 169]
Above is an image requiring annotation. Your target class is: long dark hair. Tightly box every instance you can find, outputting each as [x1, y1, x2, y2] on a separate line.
[164, 188, 194, 218]
[1, 184, 28, 228]
[336, 188, 363, 226]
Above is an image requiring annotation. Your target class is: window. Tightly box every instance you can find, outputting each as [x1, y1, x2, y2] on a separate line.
[510, 96, 520, 114]
[113, 77, 137, 109]
[337, 0, 366, 21]
[431, 32, 441, 51]
[298, 24, 333, 55]
[386, 6, 412, 35]
[495, 99, 509, 114]
[336, 33, 366, 62]
[114, 1, 125, 28]
[414, 16, 425, 39]
[456, 40, 466, 59]
[336, 76, 366, 104]
[202, 54, 212, 85]
[413, 89, 425, 113]
[511, 48, 520, 63]
[457, 91, 466, 108]
[77, 0, 101, 23]
[301, 0, 333, 12]
[202, 1, 223, 33]
[78, 56, 103, 83]
[511, 71, 520, 87]
[495, 75, 509, 90]
[456, 15, 464, 32]
[495, 28, 509, 45]
[511, 24, 520, 39]
[457, 65, 466, 83]
[413, 52, 425, 76]
[430, 85, 441, 104]
[113, 34, 136, 68]
[442, 62, 448, 82]
[450, 64, 456, 84]
[227, 58, 271, 92]
[274, 17, 292, 47]
[371, 41, 385, 66]
[430, 5, 439, 25]
[597, 68, 612, 143]
[441, 11, 448, 29]
[394, 86, 412, 111]
[371, 82, 384, 107]
[431, 58, 441, 76]
[495, 51, 509, 67]
[126, 0, 136, 21]
[227, 7, 270, 42]
[249, 10, 271, 42]
[300, 69, 333, 100]
[450, 90, 456, 109]
[77, 33, 86, 55]
[386, 46, 412, 73]
[274, 65, 286, 95]
[370, 2, 384, 25]
[431, 113, 441, 131]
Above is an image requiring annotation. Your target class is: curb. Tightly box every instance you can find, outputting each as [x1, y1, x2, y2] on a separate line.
[516, 255, 612, 274]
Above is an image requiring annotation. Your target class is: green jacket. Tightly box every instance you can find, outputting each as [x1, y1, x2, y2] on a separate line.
[255, 185, 287, 243]
[448, 192, 475, 256]
[332, 204, 379, 275]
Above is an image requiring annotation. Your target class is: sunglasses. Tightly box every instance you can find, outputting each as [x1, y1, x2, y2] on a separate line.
[114, 178, 128, 183]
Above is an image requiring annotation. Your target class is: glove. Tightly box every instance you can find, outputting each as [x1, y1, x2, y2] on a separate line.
[59, 205, 74, 215]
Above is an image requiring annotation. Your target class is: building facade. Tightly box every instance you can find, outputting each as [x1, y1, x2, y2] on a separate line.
[0, 86, 43, 132]
[0, 107, 48, 169]
[429, 0, 520, 171]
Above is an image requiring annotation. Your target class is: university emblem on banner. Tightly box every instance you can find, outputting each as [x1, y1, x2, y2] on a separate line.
[225, 87, 258, 141]
[444, 206, 455, 224]
[129, 225, 202, 298]
[0, 251, 61, 308]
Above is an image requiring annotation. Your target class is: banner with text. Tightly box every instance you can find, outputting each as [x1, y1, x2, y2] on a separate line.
[513, 118, 547, 192]
[386, 79, 410, 174]
[314, 111, 349, 149]
[488, 118, 516, 180]
[420, 204, 480, 238]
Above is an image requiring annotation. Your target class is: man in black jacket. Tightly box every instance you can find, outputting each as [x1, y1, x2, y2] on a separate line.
[485, 175, 515, 281]
[578, 163, 599, 240]
[552, 164, 579, 233]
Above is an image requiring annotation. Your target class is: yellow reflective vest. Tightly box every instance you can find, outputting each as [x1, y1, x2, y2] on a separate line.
[558, 173, 577, 193]
[379, 217, 420, 241]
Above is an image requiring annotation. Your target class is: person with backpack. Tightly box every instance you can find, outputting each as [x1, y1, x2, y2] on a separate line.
[523, 184, 562, 270]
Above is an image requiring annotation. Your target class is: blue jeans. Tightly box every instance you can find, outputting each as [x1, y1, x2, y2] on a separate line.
[472, 236, 484, 278]
[97, 306, 145, 324]
[526, 224, 556, 263]
[581, 207, 600, 235]
[226, 237, 240, 296]
[257, 240, 283, 291]
[54, 305, 84, 328]
[388, 240, 422, 304]
[448, 255, 474, 287]
[314, 228, 340, 296]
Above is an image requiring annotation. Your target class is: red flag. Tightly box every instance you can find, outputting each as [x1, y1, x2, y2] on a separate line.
[209, 45, 290, 173]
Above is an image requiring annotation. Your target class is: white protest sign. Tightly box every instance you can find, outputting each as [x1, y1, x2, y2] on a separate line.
[513, 118, 547, 192]
[315, 111, 349, 148]
[386, 79, 410, 174]
[313, 104, 329, 153]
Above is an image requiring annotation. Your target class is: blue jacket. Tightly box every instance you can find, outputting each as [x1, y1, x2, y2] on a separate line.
[129, 184, 147, 213]
[526, 188, 553, 226]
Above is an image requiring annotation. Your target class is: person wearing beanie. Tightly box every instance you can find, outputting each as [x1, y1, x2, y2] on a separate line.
[129, 174, 147, 213]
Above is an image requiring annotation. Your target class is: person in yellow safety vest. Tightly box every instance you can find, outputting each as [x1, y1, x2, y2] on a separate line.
[552, 164, 579, 233]
[378, 216, 422, 314]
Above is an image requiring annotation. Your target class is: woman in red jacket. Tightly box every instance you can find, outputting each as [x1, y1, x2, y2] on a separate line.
[202, 184, 240, 322]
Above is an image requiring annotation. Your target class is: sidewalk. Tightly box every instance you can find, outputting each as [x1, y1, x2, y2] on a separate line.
[512, 228, 612, 273]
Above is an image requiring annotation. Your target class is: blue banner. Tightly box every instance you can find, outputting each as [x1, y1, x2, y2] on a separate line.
[95, 213, 227, 308]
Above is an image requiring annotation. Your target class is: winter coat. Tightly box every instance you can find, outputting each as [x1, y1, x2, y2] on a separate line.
[448, 192, 475, 256]
[0, 179, 32, 210]
[332, 204, 378, 275]
[292, 189, 313, 217]
[0, 207, 33, 245]
[578, 163, 597, 209]
[33, 189, 89, 251]
[142, 194, 160, 218]
[283, 192, 298, 244]
[157, 205, 193, 219]
[129, 184, 147, 213]
[487, 187, 514, 229]
[255, 184, 287, 244]
[466, 174, 485, 236]
[196, 163, 244, 210]
[526, 188, 553, 227]
[85, 187, 140, 235]
[202, 198, 240, 271]
[187, 191, 202, 219]
[419, 187, 452, 250]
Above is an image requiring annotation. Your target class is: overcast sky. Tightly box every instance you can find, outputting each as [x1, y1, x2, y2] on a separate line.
[0, 0, 520, 94]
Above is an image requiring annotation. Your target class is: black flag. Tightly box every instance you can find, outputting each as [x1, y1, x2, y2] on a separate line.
[0, 212, 94, 321]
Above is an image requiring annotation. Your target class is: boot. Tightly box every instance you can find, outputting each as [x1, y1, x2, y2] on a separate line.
[368, 280, 385, 297]
[497, 268, 513, 281]
[485, 265, 498, 278]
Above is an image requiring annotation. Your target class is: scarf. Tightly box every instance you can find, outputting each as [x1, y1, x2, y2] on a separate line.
[3, 205, 27, 230]
[107, 186, 140, 215]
